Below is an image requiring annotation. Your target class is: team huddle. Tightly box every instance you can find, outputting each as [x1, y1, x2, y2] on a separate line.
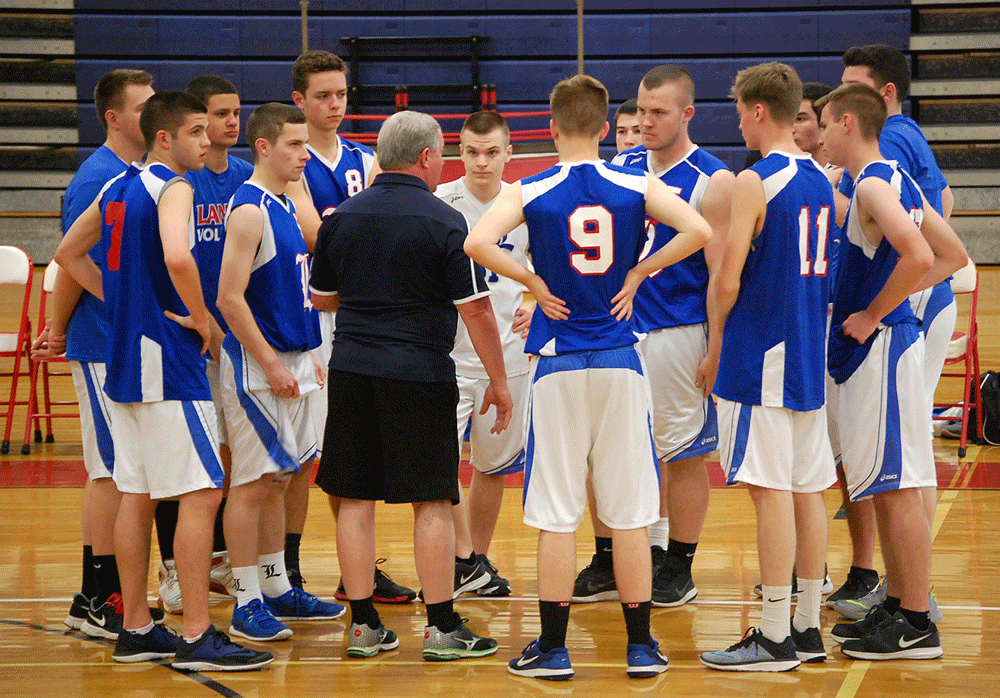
[33, 43, 967, 679]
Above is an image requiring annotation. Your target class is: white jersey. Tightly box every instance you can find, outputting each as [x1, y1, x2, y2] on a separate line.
[436, 178, 531, 378]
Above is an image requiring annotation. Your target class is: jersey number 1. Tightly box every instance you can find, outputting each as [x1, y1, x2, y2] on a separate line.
[798, 205, 831, 277]
[105, 201, 126, 271]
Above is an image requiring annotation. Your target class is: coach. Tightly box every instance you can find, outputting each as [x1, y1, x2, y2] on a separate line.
[309, 110, 512, 659]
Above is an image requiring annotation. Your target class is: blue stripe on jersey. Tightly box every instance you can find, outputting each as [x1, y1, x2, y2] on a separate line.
[81, 361, 115, 471]
[724, 403, 753, 486]
[531, 345, 646, 382]
[302, 138, 376, 218]
[182, 400, 225, 487]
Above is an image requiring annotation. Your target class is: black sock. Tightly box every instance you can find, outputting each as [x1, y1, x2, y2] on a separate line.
[212, 498, 227, 552]
[900, 607, 931, 632]
[284, 532, 302, 572]
[594, 536, 613, 569]
[883, 595, 901, 615]
[621, 601, 652, 646]
[348, 596, 380, 628]
[849, 565, 879, 584]
[81, 545, 96, 599]
[154, 500, 179, 560]
[456, 551, 476, 566]
[93, 554, 120, 603]
[426, 601, 457, 633]
[666, 538, 698, 573]
[538, 600, 571, 652]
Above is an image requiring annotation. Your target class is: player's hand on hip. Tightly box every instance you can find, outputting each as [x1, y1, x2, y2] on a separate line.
[842, 310, 879, 344]
[163, 310, 212, 355]
[265, 361, 300, 399]
[481, 382, 513, 434]
[610, 269, 643, 321]
[527, 274, 568, 321]
[512, 303, 535, 338]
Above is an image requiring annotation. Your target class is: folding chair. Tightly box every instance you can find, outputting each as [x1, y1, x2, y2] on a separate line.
[933, 258, 982, 458]
[23, 261, 79, 455]
[0, 245, 34, 455]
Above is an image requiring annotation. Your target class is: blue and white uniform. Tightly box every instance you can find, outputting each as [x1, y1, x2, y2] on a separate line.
[715, 151, 835, 493]
[519, 160, 660, 532]
[613, 145, 728, 462]
[220, 181, 322, 487]
[830, 161, 935, 500]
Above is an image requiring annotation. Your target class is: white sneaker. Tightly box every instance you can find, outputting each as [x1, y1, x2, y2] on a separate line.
[210, 551, 237, 597]
[158, 559, 183, 615]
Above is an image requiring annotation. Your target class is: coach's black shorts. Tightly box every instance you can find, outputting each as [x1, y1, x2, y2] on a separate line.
[315, 369, 461, 505]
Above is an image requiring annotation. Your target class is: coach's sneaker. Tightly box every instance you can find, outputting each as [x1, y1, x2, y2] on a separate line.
[825, 567, 881, 608]
[113, 623, 179, 663]
[831, 575, 887, 621]
[700, 628, 801, 672]
[173, 625, 274, 671]
[840, 611, 943, 661]
[571, 553, 618, 603]
[790, 625, 827, 663]
[508, 639, 574, 680]
[423, 615, 498, 661]
[230, 598, 292, 641]
[264, 586, 346, 621]
[65, 593, 92, 630]
[210, 552, 237, 597]
[651, 557, 698, 608]
[476, 554, 511, 597]
[158, 559, 184, 615]
[347, 622, 400, 658]
[626, 640, 670, 678]
[831, 603, 893, 644]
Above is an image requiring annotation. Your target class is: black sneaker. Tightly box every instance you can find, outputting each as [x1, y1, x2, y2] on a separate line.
[172, 625, 275, 671]
[651, 557, 698, 608]
[454, 554, 491, 596]
[831, 604, 893, 644]
[651, 546, 668, 578]
[113, 623, 179, 663]
[825, 567, 881, 607]
[840, 611, 943, 660]
[286, 567, 306, 590]
[790, 625, 826, 663]
[65, 593, 91, 631]
[335, 562, 417, 604]
[571, 553, 618, 603]
[476, 554, 511, 597]
[80, 593, 165, 640]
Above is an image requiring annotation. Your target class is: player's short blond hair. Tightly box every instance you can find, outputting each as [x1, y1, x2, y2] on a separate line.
[730, 62, 802, 125]
[549, 74, 608, 138]
[815, 83, 887, 142]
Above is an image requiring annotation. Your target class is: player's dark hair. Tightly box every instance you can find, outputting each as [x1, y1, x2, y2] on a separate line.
[802, 82, 833, 120]
[815, 83, 887, 142]
[461, 111, 510, 144]
[94, 69, 153, 131]
[185, 74, 238, 106]
[614, 98, 637, 126]
[641, 65, 695, 105]
[292, 51, 348, 95]
[550, 74, 608, 138]
[730, 61, 802, 126]
[246, 102, 307, 162]
[139, 91, 207, 150]
[842, 45, 910, 102]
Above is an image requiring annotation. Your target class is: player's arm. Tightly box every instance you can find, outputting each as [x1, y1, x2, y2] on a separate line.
[466, 182, 568, 320]
[31, 266, 87, 359]
[941, 184, 954, 222]
[217, 203, 299, 398]
[694, 170, 734, 395]
[53, 198, 104, 300]
[915, 191, 968, 291]
[457, 296, 512, 434]
[826, 167, 849, 228]
[287, 177, 322, 252]
[367, 155, 382, 185]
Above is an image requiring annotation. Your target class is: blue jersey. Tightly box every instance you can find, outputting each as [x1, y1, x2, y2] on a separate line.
[301, 137, 376, 218]
[521, 160, 649, 356]
[62, 145, 129, 362]
[612, 145, 730, 331]
[829, 161, 923, 385]
[186, 155, 254, 333]
[97, 163, 211, 403]
[225, 182, 321, 353]
[714, 152, 833, 411]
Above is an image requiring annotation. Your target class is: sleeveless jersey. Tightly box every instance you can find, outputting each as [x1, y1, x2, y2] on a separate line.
[225, 182, 321, 353]
[714, 151, 833, 411]
[301, 137, 376, 218]
[187, 154, 253, 333]
[97, 163, 210, 403]
[829, 160, 923, 385]
[521, 160, 648, 356]
[436, 178, 530, 378]
[612, 145, 730, 331]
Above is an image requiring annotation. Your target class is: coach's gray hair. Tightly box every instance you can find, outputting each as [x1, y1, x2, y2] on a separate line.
[376, 111, 442, 170]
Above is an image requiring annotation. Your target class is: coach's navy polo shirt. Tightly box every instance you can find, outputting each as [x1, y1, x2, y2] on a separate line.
[310, 172, 490, 382]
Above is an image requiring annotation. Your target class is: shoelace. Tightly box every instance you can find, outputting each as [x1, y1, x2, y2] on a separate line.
[726, 626, 759, 651]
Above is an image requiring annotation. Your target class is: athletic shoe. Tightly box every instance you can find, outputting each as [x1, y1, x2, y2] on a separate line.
[158, 559, 183, 615]
[571, 553, 618, 603]
[476, 554, 511, 597]
[508, 639, 574, 680]
[651, 557, 698, 608]
[230, 598, 292, 641]
[64, 592, 91, 630]
[651, 545, 668, 578]
[287, 568, 306, 590]
[454, 554, 491, 596]
[79, 593, 164, 640]
[831, 604, 893, 644]
[700, 628, 801, 672]
[940, 420, 963, 439]
[173, 625, 274, 671]
[929, 589, 943, 624]
[422, 615, 499, 661]
[346, 622, 399, 658]
[210, 552, 237, 597]
[830, 575, 887, 620]
[753, 566, 833, 598]
[825, 567, 881, 607]
[113, 623, 179, 663]
[336, 562, 416, 604]
[265, 586, 346, 621]
[790, 625, 826, 663]
[626, 640, 670, 678]
[840, 611, 943, 660]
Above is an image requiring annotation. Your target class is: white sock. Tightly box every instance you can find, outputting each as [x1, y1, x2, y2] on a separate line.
[183, 627, 208, 643]
[759, 584, 792, 643]
[233, 564, 261, 608]
[127, 621, 154, 635]
[649, 517, 670, 550]
[259, 551, 293, 598]
[793, 577, 824, 633]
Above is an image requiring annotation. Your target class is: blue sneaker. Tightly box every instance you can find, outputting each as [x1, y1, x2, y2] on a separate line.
[173, 625, 274, 672]
[113, 623, 179, 663]
[265, 586, 346, 621]
[508, 639, 574, 680]
[626, 640, 669, 678]
[700, 628, 800, 672]
[230, 598, 293, 641]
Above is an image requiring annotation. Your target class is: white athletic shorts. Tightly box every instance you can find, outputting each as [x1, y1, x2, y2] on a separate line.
[523, 347, 660, 533]
[838, 323, 936, 501]
[456, 371, 529, 475]
[718, 398, 836, 494]
[111, 399, 223, 499]
[220, 339, 319, 488]
[70, 361, 118, 481]
[205, 359, 227, 445]
[309, 310, 336, 456]
[910, 286, 958, 436]
[638, 323, 718, 462]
